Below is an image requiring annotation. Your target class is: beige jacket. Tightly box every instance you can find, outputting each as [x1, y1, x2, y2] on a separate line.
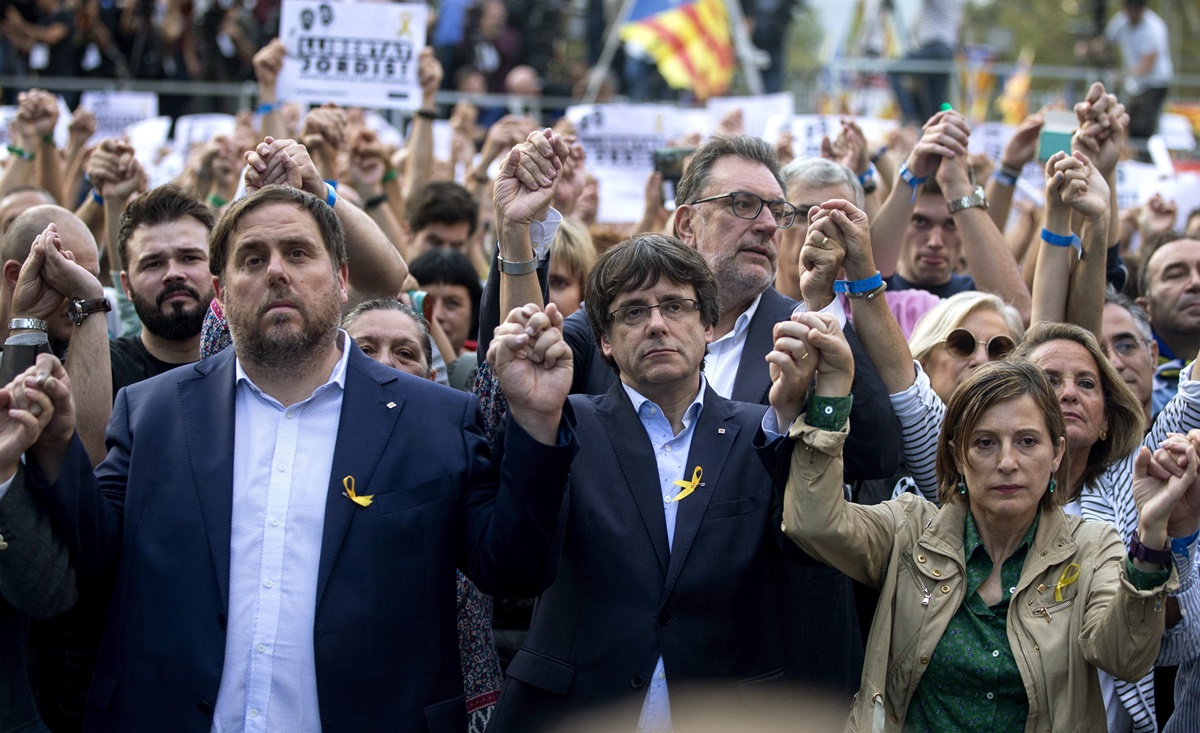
[782, 418, 1178, 733]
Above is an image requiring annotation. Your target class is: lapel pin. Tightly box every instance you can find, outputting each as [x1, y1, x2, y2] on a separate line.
[717, 428, 725, 434]
[343, 476, 374, 507]
[386, 401, 397, 409]
[667, 466, 703, 503]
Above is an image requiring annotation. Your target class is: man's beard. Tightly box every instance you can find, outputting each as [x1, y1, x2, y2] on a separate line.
[223, 282, 341, 376]
[130, 282, 211, 341]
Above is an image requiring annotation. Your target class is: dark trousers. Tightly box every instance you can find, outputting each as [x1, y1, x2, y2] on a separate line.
[889, 42, 955, 125]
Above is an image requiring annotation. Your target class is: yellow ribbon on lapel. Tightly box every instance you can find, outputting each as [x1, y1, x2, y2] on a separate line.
[343, 476, 373, 507]
[1054, 562, 1080, 602]
[668, 466, 702, 503]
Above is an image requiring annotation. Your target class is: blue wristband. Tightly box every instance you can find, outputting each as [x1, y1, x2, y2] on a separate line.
[256, 102, 277, 115]
[324, 179, 338, 191]
[91, 189, 103, 205]
[857, 165, 877, 186]
[898, 163, 926, 203]
[992, 169, 1018, 187]
[1173, 530, 1200, 554]
[1041, 228, 1082, 250]
[834, 271, 884, 294]
[324, 183, 337, 208]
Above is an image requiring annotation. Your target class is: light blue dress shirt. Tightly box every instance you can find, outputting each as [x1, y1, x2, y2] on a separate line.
[211, 334, 351, 733]
[619, 379, 706, 733]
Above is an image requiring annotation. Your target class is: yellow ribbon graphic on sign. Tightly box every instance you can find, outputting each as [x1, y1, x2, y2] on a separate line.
[343, 476, 373, 507]
[1054, 562, 1080, 602]
[669, 466, 702, 503]
[398, 11, 412, 37]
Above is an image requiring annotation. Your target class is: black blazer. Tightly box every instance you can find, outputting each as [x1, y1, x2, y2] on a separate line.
[489, 384, 804, 731]
[30, 344, 576, 732]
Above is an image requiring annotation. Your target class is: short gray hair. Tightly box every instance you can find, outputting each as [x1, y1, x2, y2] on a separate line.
[1104, 284, 1153, 343]
[781, 158, 865, 208]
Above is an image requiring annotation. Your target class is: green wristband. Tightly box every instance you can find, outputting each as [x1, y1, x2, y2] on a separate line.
[805, 394, 853, 431]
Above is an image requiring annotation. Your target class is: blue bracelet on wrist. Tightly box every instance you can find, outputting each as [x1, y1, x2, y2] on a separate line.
[898, 164, 926, 203]
[91, 189, 103, 205]
[256, 102, 277, 115]
[1041, 228, 1082, 252]
[833, 271, 884, 294]
[324, 183, 337, 208]
[992, 169, 1018, 187]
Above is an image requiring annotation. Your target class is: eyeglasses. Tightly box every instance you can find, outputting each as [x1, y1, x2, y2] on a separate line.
[942, 328, 1015, 361]
[689, 191, 797, 228]
[609, 298, 701, 327]
[1104, 336, 1147, 359]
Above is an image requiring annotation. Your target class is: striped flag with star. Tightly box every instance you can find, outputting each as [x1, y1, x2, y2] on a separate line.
[619, 0, 736, 101]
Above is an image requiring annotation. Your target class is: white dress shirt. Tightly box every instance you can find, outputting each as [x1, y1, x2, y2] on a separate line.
[620, 379, 707, 733]
[211, 334, 352, 733]
[701, 294, 762, 399]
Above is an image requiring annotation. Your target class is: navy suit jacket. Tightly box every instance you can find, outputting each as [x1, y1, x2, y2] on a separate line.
[488, 384, 803, 732]
[30, 344, 576, 733]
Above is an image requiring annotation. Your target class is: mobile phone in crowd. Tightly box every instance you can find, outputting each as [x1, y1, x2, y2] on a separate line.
[653, 147, 696, 211]
[1037, 110, 1077, 163]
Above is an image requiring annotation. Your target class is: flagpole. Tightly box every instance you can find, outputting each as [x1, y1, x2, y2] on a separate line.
[583, 0, 640, 104]
[721, 0, 765, 96]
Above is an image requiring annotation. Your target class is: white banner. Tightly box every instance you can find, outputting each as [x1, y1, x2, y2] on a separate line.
[278, 0, 426, 111]
[79, 91, 158, 143]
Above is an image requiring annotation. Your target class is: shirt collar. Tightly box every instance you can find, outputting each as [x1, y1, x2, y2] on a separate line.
[711, 292, 763, 345]
[621, 375, 707, 431]
[963, 508, 1040, 561]
[235, 330, 351, 403]
[1154, 331, 1179, 362]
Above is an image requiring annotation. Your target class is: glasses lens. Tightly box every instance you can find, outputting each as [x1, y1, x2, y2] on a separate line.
[943, 328, 976, 359]
[770, 202, 796, 228]
[1113, 338, 1140, 357]
[730, 193, 761, 219]
[986, 335, 1015, 361]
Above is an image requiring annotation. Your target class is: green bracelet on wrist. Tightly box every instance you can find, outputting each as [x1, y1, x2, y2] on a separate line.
[206, 193, 228, 208]
[6, 145, 34, 161]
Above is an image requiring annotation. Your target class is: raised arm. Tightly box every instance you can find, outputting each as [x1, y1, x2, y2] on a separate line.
[401, 47, 442, 206]
[985, 113, 1042, 234]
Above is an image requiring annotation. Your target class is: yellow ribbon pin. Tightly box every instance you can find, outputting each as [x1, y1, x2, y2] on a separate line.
[668, 466, 702, 503]
[1054, 562, 1080, 602]
[343, 476, 373, 507]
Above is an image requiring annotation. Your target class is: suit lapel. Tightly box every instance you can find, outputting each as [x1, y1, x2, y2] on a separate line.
[730, 289, 794, 404]
[178, 351, 238, 608]
[315, 350, 404, 606]
[595, 385, 671, 578]
[662, 389, 738, 598]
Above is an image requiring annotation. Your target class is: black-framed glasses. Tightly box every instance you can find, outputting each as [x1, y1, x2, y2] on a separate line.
[689, 191, 797, 228]
[609, 298, 701, 327]
[1104, 336, 1147, 359]
[942, 328, 1015, 361]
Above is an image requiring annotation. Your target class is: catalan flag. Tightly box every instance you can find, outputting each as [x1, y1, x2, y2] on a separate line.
[620, 0, 736, 101]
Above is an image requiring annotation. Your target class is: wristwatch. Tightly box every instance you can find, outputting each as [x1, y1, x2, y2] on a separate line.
[946, 186, 988, 214]
[67, 297, 112, 326]
[8, 317, 47, 332]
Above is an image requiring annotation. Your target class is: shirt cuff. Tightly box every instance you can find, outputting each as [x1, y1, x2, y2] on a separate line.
[761, 408, 784, 439]
[528, 208, 563, 262]
[0, 469, 15, 502]
[792, 296, 848, 330]
[805, 394, 853, 431]
[1126, 556, 1172, 591]
[889, 361, 929, 409]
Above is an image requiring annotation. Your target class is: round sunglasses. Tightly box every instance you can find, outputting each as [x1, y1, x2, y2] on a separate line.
[941, 328, 1015, 361]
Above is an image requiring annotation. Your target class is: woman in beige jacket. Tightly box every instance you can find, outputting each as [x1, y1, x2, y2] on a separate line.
[775, 319, 1197, 732]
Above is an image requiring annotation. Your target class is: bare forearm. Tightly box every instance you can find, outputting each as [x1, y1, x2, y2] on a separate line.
[850, 294, 917, 394]
[986, 177, 1016, 234]
[1031, 210, 1073, 325]
[869, 183, 914, 277]
[1065, 216, 1108, 338]
[957, 209, 1031, 323]
[497, 218, 543, 316]
[336, 197, 408, 297]
[402, 117, 433, 205]
[36, 139, 64, 204]
[65, 315, 112, 467]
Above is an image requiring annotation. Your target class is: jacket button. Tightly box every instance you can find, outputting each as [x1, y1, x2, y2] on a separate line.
[917, 555, 926, 563]
[197, 701, 214, 715]
[941, 585, 950, 593]
[657, 610, 672, 625]
[630, 675, 644, 689]
[931, 569, 942, 577]
[1034, 644, 1040, 652]
[919, 655, 929, 665]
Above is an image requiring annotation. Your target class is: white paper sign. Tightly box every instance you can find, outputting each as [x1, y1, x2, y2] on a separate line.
[125, 115, 172, 164]
[278, 0, 426, 110]
[706, 93, 794, 139]
[80, 91, 159, 143]
[0, 106, 18, 149]
[172, 113, 237, 151]
[763, 115, 899, 159]
[1159, 114, 1196, 151]
[566, 103, 698, 223]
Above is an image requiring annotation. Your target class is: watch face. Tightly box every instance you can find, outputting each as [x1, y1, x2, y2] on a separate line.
[67, 300, 82, 324]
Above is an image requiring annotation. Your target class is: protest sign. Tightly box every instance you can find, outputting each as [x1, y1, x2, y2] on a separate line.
[706, 93, 794, 139]
[278, 0, 426, 110]
[566, 103, 699, 223]
[80, 91, 158, 143]
[172, 114, 237, 151]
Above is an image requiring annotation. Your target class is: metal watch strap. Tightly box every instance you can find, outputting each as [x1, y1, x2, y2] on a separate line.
[947, 185, 988, 214]
[8, 317, 47, 331]
[497, 253, 538, 275]
[1129, 532, 1173, 566]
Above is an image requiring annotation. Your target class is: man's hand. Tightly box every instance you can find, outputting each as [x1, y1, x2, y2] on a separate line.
[488, 303, 573, 445]
[1001, 113, 1043, 172]
[244, 137, 323, 197]
[767, 316, 820, 428]
[253, 37, 286, 91]
[68, 109, 96, 150]
[493, 128, 571, 227]
[798, 211, 846, 312]
[12, 89, 58, 149]
[905, 110, 970, 180]
[821, 119, 869, 175]
[300, 104, 347, 178]
[12, 224, 102, 322]
[25, 352, 75, 473]
[715, 108, 744, 136]
[416, 46, 443, 104]
[774, 129, 795, 167]
[348, 129, 387, 198]
[1073, 82, 1128, 179]
[86, 138, 140, 201]
[815, 199, 877, 280]
[933, 138, 975, 200]
[1047, 151, 1110, 223]
[0, 362, 55, 481]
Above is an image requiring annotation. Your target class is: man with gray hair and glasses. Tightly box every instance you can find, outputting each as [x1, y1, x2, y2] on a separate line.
[1101, 285, 1158, 424]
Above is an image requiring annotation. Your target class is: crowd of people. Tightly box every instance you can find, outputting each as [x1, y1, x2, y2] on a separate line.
[0, 24, 1197, 733]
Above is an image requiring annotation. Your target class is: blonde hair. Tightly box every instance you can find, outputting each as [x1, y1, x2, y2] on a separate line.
[550, 217, 596, 282]
[909, 291, 1025, 365]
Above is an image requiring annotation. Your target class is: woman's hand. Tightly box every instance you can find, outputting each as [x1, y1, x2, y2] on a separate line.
[1134, 436, 1200, 553]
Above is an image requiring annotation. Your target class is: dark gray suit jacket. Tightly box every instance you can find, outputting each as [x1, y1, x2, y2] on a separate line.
[0, 333, 78, 733]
